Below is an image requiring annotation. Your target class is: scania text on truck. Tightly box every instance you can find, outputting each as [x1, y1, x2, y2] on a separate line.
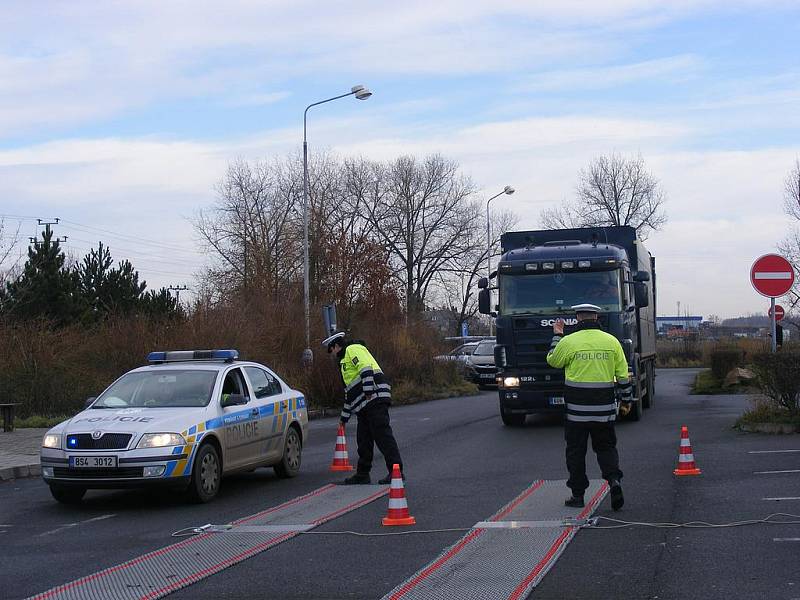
[478, 226, 657, 426]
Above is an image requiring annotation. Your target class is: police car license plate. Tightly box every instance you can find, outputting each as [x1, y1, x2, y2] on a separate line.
[69, 456, 118, 468]
[549, 397, 565, 406]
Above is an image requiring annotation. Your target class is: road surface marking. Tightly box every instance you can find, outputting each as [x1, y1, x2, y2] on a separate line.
[764, 497, 800, 501]
[38, 514, 115, 537]
[749, 450, 800, 454]
[774, 538, 800, 542]
[754, 470, 800, 475]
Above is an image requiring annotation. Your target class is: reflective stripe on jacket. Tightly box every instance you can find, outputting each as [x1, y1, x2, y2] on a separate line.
[339, 343, 391, 422]
[546, 322, 631, 422]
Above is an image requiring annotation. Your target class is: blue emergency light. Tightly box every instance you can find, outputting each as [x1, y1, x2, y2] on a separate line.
[147, 349, 239, 363]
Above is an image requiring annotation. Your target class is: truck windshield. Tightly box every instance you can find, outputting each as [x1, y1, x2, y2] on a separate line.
[94, 370, 217, 408]
[499, 271, 622, 315]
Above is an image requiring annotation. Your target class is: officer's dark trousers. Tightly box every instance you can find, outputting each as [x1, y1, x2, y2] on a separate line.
[564, 421, 623, 497]
[356, 400, 403, 475]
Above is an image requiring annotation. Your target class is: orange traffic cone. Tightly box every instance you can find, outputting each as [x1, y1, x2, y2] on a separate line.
[329, 423, 354, 472]
[673, 425, 702, 476]
[382, 464, 416, 526]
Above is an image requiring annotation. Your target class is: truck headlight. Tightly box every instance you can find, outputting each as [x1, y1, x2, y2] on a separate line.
[503, 377, 520, 388]
[137, 433, 186, 449]
[42, 434, 61, 449]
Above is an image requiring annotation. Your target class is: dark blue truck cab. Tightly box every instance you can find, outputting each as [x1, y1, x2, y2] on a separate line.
[478, 226, 657, 426]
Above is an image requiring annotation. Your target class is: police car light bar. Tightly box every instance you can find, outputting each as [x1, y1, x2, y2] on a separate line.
[147, 349, 239, 363]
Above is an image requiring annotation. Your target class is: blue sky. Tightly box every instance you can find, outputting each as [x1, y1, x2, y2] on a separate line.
[1, 1, 799, 317]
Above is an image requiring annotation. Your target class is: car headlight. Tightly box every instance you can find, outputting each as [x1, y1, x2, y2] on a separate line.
[42, 434, 61, 449]
[137, 433, 186, 449]
[503, 377, 520, 388]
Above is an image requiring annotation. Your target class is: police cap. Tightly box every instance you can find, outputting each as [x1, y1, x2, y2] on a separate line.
[322, 331, 346, 352]
[570, 303, 602, 314]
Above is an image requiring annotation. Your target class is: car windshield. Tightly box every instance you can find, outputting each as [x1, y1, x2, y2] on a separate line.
[473, 342, 495, 356]
[499, 271, 622, 315]
[93, 370, 217, 408]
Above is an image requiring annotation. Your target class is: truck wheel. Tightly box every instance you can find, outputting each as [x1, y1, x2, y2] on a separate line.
[186, 443, 221, 503]
[500, 405, 525, 427]
[274, 426, 302, 478]
[643, 363, 656, 409]
[49, 485, 86, 504]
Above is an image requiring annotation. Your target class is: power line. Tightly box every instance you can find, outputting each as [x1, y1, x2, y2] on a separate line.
[59, 219, 201, 255]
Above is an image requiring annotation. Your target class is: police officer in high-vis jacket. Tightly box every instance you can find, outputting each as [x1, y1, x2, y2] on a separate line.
[323, 332, 404, 485]
[546, 304, 631, 511]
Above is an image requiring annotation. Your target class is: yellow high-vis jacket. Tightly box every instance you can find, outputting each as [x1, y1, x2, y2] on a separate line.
[339, 343, 391, 422]
[546, 321, 632, 422]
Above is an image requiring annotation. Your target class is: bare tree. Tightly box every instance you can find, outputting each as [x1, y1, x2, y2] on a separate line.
[541, 153, 667, 240]
[436, 208, 519, 335]
[363, 154, 481, 313]
[778, 158, 800, 313]
[195, 158, 300, 299]
[0, 218, 22, 285]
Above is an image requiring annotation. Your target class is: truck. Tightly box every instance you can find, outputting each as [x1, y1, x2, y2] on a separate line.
[478, 225, 656, 426]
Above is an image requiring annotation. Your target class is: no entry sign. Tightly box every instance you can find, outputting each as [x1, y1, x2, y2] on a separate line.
[769, 304, 785, 321]
[751, 254, 795, 298]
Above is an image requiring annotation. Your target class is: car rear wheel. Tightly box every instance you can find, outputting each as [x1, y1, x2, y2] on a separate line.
[186, 443, 221, 503]
[274, 427, 302, 478]
[49, 485, 86, 504]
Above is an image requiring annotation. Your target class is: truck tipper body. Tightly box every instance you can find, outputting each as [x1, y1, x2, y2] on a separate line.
[478, 226, 657, 426]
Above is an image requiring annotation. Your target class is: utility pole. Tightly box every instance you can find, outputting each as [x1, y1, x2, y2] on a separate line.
[167, 284, 189, 304]
[30, 218, 67, 246]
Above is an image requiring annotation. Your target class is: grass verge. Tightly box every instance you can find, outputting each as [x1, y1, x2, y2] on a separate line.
[392, 379, 479, 405]
[692, 369, 752, 395]
[735, 398, 800, 428]
[14, 415, 69, 428]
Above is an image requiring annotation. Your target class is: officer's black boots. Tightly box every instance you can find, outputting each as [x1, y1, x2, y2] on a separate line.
[342, 473, 371, 485]
[378, 472, 406, 485]
[609, 480, 624, 511]
[564, 495, 585, 508]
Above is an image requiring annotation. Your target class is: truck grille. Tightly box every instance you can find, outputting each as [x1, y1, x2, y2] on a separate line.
[66, 433, 133, 450]
[53, 467, 144, 479]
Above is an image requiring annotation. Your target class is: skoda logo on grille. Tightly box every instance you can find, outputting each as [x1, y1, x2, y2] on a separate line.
[91, 430, 104, 440]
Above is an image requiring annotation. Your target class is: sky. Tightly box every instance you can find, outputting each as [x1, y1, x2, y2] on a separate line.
[1, 1, 799, 319]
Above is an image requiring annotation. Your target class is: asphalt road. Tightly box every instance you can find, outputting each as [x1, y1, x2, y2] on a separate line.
[1, 369, 798, 599]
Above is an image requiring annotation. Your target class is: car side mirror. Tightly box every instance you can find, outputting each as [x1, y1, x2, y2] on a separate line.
[478, 289, 491, 314]
[634, 282, 649, 307]
[84, 397, 96, 409]
[634, 271, 650, 282]
[478, 277, 488, 289]
[221, 393, 249, 408]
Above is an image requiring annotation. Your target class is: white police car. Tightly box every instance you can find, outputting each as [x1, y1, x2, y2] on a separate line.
[40, 349, 308, 504]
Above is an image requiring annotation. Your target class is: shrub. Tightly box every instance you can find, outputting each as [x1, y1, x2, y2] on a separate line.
[709, 347, 744, 381]
[751, 351, 800, 413]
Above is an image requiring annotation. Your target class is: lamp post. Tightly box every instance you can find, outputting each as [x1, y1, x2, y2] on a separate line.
[301, 85, 372, 366]
[486, 185, 515, 336]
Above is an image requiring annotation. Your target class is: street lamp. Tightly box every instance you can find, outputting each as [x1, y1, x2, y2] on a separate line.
[486, 185, 515, 336]
[302, 85, 372, 366]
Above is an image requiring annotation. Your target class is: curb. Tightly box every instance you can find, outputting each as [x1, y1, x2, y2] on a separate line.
[738, 422, 800, 434]
[0, 462, 41, 482]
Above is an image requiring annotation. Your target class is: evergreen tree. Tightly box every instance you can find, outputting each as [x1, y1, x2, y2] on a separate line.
[141, 287, 181, 319]
[77, 242, 146, 319]
[2, 227, 81, 324]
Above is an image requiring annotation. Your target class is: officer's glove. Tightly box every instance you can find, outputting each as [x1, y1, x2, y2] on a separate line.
[618, 402, 632, 417]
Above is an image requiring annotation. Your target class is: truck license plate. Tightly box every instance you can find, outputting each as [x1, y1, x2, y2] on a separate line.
[69, 456, 118, 468]
[480, 373, 495, 379]
[549, 397, 565, 406]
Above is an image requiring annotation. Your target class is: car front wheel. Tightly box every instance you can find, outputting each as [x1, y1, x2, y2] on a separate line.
[186, 443, 221, 503]
[274, 427, 302, 478]
[49, 485, 86, 504]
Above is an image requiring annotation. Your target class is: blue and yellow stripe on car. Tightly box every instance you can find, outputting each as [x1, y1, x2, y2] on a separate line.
[161, 397, 305, 478]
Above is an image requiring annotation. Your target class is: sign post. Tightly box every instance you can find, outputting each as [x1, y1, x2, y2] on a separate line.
[751, 255, 795, 352]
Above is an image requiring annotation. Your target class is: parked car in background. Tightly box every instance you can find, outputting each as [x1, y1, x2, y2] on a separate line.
[434, 342, 478, 377]
[466, 338, 498, 388]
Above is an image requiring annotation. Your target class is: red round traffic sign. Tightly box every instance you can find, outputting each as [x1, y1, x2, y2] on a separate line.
[751, 254, 795, 298]
[769, 304, 785, 321]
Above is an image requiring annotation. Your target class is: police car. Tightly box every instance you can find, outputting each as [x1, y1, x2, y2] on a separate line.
[40, 349, 308, 504]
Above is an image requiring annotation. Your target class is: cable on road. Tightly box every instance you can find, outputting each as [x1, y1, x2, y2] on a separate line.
[171, 513, 800, 538]
[582, 513, 800, 530]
